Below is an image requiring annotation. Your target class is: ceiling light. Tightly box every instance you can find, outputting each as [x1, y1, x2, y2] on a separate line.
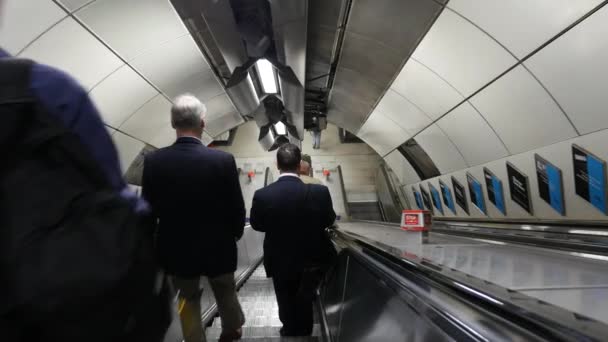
[274, 121, 287, 135]
[255, 59, 278, 94]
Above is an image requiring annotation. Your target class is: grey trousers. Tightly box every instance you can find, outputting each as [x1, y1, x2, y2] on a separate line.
[173, 273, 245, 342]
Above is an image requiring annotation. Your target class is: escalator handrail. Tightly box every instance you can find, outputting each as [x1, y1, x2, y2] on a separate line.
[336, 165, 350, 218]
[330, 229, 608, 342]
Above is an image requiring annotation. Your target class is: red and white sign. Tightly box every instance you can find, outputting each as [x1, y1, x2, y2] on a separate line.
[401, 210, 432, 231]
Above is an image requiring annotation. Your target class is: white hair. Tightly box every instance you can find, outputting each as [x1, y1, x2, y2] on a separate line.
[171, 94, 207, 130]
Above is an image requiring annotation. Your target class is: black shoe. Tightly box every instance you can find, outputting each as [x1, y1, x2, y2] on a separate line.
[280, 327, 312, 337]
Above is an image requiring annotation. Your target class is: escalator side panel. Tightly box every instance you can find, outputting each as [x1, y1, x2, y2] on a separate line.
[321, 253, 349, 341]
[337, 257, 454, 342]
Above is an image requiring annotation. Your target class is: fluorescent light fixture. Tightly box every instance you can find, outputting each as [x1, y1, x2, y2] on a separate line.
[255, 59, 278, 94]
[274, 121, 287, 135]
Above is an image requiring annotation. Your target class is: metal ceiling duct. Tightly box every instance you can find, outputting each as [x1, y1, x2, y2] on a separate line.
[171, 0, 261, 116]
[269, 0, 308, 141]
[225, 65, 260, 115]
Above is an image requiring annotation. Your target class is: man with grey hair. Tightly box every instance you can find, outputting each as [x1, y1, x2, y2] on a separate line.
[142, 94, 246, 342]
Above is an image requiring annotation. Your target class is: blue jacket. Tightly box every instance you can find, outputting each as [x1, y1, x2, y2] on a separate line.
[1, 49, 143, 208]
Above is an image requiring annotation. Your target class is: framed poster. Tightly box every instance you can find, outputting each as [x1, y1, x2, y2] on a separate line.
[429, 183, 444, 214]
[572, 144, 608, 214]
[466, 172, 486, 214]
[420, 185, 433, 214]
[484, 167, 506, 215]
[506, 162, 533, 214]
[439, 179, 456, 214]
[452, 176, 469, 215]
[412, 187, 424, 210]
[535, 154, 565, 215]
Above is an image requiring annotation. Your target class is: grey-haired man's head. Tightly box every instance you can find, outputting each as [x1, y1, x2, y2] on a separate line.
[171, 94, 207, 138]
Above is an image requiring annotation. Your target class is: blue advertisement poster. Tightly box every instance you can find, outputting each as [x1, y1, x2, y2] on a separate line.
[412, 187, 424, 210]
[420, 185, 433, 214]
[467, 172, 486, 214]
[573, 145, 608, 214]
[535, 154, 565, 215]
[484, 168, 506, 215]
[429, 183, 443, 214]
[439, 180, 456, 214]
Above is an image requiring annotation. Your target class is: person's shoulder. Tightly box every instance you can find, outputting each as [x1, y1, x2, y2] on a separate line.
[31, 62, 86, 97]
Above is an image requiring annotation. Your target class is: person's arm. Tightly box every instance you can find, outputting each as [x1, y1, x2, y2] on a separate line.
[141, 157, 158, 230]
[226, 155, 245, 240]
[320, 186, 337, 229]
[250, 191, 266, 232]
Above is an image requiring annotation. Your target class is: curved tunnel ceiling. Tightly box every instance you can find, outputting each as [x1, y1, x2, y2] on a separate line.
[2, 0, 608, 197]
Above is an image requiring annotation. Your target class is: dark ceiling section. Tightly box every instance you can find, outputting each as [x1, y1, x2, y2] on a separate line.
[306, 0, 344, 90]
[326, 0, 447, 134]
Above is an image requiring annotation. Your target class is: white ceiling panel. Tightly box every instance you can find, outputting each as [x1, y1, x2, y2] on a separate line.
[525, 6, 608, 135]
[391, 58, 464, 120]
[375, 89, 432, 135]
[438, 102, 508, 166]
[448, 0, 602, 58]
[90, 65, 158, 127]
[58, 0, 91, 12]
[130, 35, 224, 101]
[75, 0, 188, 60]
[119, 95, 172, 146]
[150, 127, 177, 148]
[19, 17, 122, 90]
[384, 151, 421, 185]
[412, 9, 517, 96]
[112, 131, 145, 173]
[203, 94, 243, 137]
[1, 0, 66, 55]
[357, 111, 410, 157]
[471, 65, 577, 154]
[202, 132, 215, 146]
[415, 124, 468, 174]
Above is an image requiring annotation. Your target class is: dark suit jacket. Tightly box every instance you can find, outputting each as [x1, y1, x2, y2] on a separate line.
[250, 175, 336, 277]
[142, 137, 245, 278]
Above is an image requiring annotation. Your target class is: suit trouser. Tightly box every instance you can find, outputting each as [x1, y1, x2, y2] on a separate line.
[173, 273, 245, 342]
[272, 270, 314, 335]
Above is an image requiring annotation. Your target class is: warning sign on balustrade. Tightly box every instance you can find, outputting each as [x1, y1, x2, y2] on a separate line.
[401, 210, 432, 231]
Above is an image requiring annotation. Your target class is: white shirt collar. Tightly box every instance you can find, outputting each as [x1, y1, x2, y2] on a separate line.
[278, 172, 300, 179]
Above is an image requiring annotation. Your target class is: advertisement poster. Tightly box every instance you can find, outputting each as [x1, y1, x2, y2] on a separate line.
[420, 185, 433, 214]
[412, 187, 424, 210]
[572, 144, 608, 214]
[429, 183, 444, 214]
[535, 154, 565, 215]
[439, 179, 456, 214]
[484, 167, 506, 215]
[506, 162, 532, 214]
[466, 172, 486, 214]
[452, 176, 469, 215]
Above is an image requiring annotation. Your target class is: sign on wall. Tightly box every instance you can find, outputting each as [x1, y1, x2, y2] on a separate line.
[452, 176, 469, 215]
[535, 154, 565, 215]
[412, 187, 424, 210]
[420, 185, 433, 214]
[429, 183, 444, 215]
[572, 144, 608, 214]
[467, 172, 486, 215]
[506, 162, 533, 214]
[484, 167, 506, 215]
[439, 179, 456, 214]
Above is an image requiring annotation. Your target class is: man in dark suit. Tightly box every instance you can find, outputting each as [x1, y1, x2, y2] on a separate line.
[250, 144, 336, 336]
[142, 94, 245, 342]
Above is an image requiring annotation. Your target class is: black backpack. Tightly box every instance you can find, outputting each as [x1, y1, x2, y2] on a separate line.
[0, 59, 171, 341]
